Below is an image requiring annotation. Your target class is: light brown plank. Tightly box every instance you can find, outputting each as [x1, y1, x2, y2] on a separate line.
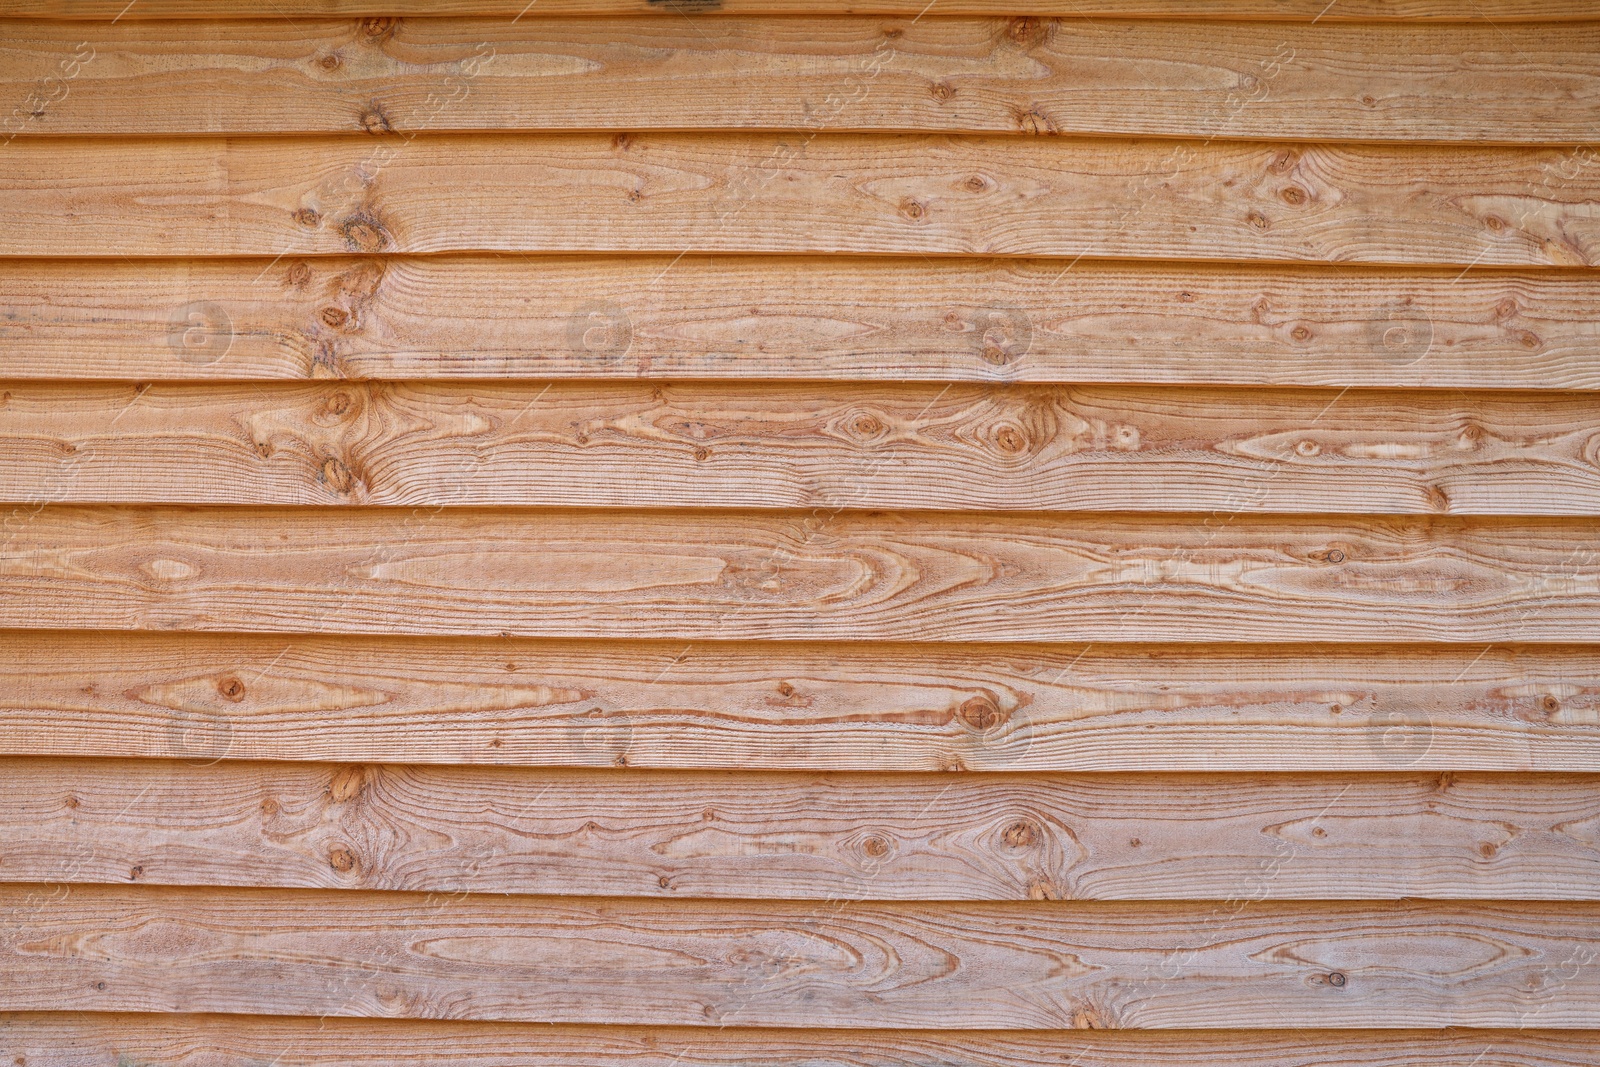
[5, 18, 1597, 142]
[4, 381, 1598, 514]
[1, 633, 1593, 771]
[6, 136, 1594, 265]
[6, 759, 1598, 899]
[0, 508, 1595, 643]
[7, 257, 1591, 388]
[9, 255, 1587, 390]
[2, 886, 1597, 1027]
[5, 1015, 1599, 1067]
[0, 1, 1587, 18]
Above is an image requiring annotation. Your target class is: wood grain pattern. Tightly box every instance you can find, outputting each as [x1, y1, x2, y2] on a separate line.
[6, 256, 1591, 388]
[7, 759, 1598, 900]
[5, 18, 1597, 142]
[0, 1, 1588, 18]
[0, 507, 1596, 643]
[2, 885, 1597, 1028]
[7, 135, 1595, 265]
[6, 1015, 1600, 1067]
[2, 633, 1593, 771]
[5, 381, 1599, 514]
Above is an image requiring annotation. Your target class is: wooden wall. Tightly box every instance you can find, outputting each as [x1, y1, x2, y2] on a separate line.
[1, 2, 1598, 1063]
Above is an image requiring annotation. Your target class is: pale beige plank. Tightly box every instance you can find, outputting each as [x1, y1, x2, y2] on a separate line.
[4, 18, 1597, 141]
[4, 381, 1597, 514]
[5, 257, 1589, 388]
[5, 136, 1594, 265]
[1, 633, 1593, 771]
[4, 1014, 1598, 1067]
[6, 759, 1598, 899]
[2, 886, 1597, 1027]
[0, 508, 1595, 643]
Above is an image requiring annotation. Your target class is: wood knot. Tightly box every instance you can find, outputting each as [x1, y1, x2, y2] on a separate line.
[1542, 694, 1562, 714]
[1267, 149, 1300, 175]
[358, 101, 393, 134]
[899, 197, 926, 221]
[360, 16, 399, 42]
[960, 174, 988, 193]
[1246, 211, 1269, 231]
[1006, 16, 1049, 48]
[1326, 971, 1347, 988]
[1295, 439, 1320, 457]
[261, 796, 279, 816]
[294, 207, 321, 228]
[328, 765, 366, 803]
[1485, 215, 1506, 233]
[1291, 324, 1313, 342]
[851, 413, 885, 439]
[994, 425, 1029, 455]
[319, 53, 342, 72]
[320, 456, 355, 494]
[284, 261, 313, 289]
[959, 695, 1005, 731]
[1002, 820, 1039, 848]
[322, 391, 354, 418]
[862, 835, 890, 858]
[612, 132, 633, 151]
[339, 212, 391, 253]
[128, 865, 144, 880]
[328, 846, 358, 873]
[320, 305, 350, 328]
[216, 675, 246, 702]
[1314, 548, 1346, 564]
[931, 81, 955, 102]
[1011, 104, 1058, 135]
[1281, 186, 1307, 206]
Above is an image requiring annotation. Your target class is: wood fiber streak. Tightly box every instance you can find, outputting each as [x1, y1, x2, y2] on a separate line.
[6, 136, 1596, 265]
[6, 759, 1598, 900]
[1, 633, 1593, 771]
[0, 1, 1589, 17]
[4, 18, 1597, 142]
[5, 1015, 1600, 1067]
[5, 381, 1599, 513]
[1, 508, 1596, 642]
[6, 257, 1591, 388]
[2, 886, 1598, 1028]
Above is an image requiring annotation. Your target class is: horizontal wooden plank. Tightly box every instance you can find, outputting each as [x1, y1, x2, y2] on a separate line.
[2, 633, 1594, 771]
[5, 18, 1596, 142]
[7, 759, 1597, 899]
[3, 885, 1597, 1027]
[0, 2, 1589, 17]
[7, 257, 1594, 388]
[5, 381, 1599, 514]
[6, 136, 1595, 265]
[0, 508, 1595, 643]
[6, 1016, 1600, 1067]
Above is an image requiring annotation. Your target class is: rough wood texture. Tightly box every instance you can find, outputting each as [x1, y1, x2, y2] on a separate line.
[2, 885, 1597, 1028]
[7, 136, 1595, 265]
[5, 381, 1599, 514]
[6, 257, 1590, 388]
[1, 633, 1592, 771]
[6, 759, 1598, 900]
[5, 1015, 1600, 1067]
[0, 1, 1587, 17]
[0, 507, 1595, 643]
[5, 18, 1597, 142]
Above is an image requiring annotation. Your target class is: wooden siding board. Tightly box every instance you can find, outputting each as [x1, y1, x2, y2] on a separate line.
[0, 507, 1595, 643]
[3, 759, 1598, 900]
[4, 381, 1600, 514]
[3, 18, 1598, 142]
[6, 135, 1596, 265]
[5, 257, 1592, 389]
[1, 633, 1592, 771]
[3, 886, 1599, 1028]
[6, 1015, 1600, 1067]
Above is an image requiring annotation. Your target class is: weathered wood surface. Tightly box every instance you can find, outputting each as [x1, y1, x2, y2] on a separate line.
[1, 633, 1591, 771]
[7, 759, 1598, 900]
[7, 136, 1595, 265]
[6, 18, 1597, 142]
[2, 886, 1597, 1028]
[5, 1015, 1599, 1067]
[6, 257, 1589, 388]
[0, 508, 1595, 643]
[5, 381, 1598, 513]
[1, 0, 1588, 17]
